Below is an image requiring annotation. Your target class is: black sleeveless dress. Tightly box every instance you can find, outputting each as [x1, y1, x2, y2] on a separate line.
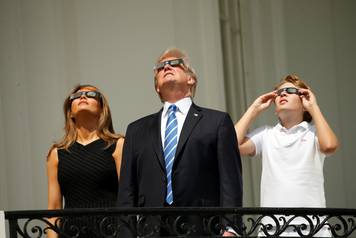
[57, 139, 118, 237]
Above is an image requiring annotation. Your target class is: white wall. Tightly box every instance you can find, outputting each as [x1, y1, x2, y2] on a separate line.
[239, 0, 356, 208]
[0, 0, 225, 210]
[283, 0, 356, 208]
[1, 0, 355, 211]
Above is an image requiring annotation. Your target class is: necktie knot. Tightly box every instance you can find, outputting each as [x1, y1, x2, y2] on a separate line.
[168, 104, 177, 113]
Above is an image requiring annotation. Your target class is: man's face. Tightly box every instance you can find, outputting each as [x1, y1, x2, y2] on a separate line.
[154, 57, 194, 97]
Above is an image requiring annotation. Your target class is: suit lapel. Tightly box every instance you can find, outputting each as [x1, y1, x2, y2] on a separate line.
[151, 109, 166, 171]
[175, 103, 203, 160]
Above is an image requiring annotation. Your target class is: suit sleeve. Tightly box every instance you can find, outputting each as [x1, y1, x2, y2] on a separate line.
[118, 124, 137, 207]
[217, 113, 243, 207]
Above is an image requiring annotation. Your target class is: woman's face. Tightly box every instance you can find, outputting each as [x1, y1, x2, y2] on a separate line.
[70, 87, 101, 117]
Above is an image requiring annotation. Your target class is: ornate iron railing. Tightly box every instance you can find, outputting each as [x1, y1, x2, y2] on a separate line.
[4, 207, 356, 237]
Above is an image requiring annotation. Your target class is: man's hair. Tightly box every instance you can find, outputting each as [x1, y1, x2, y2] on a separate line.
[154, 48, 198, 98]
[274, 74, 312, 122]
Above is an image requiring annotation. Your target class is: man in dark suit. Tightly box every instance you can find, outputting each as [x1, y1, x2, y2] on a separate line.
[118, 48, 242, 236]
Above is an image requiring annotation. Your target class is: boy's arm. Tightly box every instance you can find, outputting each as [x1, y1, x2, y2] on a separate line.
[235, 91, 276, 156]
[300, 88, 339, 154]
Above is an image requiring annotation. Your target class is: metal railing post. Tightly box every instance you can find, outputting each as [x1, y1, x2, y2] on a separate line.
[8, 218, 17, 238]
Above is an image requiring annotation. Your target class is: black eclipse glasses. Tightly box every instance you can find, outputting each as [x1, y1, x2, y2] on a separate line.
[276, 87, 300, 96]
[154, 58, 185, 72]
[69, 91, 101, 101]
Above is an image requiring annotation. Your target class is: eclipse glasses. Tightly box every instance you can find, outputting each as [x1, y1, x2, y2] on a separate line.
[276, 87, 300, 96]
[154, 58, 185, 72]
[69, 91, 101, 101]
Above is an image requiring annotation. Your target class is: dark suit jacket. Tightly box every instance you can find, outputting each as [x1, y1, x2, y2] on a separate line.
[118, 103, 242, 208]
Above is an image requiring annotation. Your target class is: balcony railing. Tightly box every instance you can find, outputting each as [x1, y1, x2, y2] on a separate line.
[4, 207, 356, 237]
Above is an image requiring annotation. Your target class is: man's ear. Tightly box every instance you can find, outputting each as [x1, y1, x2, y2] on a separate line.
[155, 78, 160, 93]
[187, 75, 195, 86]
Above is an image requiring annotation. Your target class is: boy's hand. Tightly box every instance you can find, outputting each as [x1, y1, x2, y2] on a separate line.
[299, 88, 318, 112]
[251, 91, 277, 112]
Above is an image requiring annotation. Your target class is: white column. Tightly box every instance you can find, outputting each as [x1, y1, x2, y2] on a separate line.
[0, 211, 6, 238]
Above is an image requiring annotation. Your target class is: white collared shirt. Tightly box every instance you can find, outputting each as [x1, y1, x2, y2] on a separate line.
[161, 97, 192, 148]
[247, 121, 327, 208]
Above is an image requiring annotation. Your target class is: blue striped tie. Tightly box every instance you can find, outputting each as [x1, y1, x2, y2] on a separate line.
[164, 104, 178, 205]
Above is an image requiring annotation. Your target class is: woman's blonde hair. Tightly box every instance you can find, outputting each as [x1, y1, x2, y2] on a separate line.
[48, 84, 122, 155]
[274, 74, 312, 122]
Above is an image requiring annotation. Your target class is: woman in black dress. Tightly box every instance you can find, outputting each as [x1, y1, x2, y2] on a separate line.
[46, 84, 124, 238]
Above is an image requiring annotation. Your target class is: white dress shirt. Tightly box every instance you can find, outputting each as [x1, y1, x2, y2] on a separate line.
[161, 97, 192, 148]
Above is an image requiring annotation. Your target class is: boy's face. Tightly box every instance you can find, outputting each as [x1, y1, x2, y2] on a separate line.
[274, 82, 304, 116]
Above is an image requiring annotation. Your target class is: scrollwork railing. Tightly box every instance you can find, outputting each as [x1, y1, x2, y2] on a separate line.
[4, 207, 356, 237]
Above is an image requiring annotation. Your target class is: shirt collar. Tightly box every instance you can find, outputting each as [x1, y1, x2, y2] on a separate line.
[276, 121, 309, 132]
[163, 97, 192, 116]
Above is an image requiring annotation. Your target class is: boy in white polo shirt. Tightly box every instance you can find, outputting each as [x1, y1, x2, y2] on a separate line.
[235, 74, 339, 237]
